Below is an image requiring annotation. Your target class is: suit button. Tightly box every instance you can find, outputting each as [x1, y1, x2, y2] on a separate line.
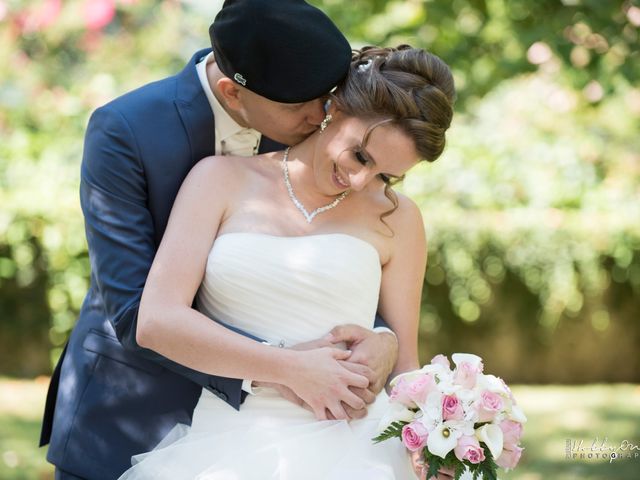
[216, 391, 228, 401]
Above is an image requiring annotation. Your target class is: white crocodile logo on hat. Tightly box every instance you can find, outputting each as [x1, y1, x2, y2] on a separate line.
[234, 73, 247, 86]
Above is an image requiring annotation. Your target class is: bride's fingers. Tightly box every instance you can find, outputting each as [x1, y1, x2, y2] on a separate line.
[338, 360, 375, 383]
[308, 402, 328, 421]
[329, 347, 352, 361]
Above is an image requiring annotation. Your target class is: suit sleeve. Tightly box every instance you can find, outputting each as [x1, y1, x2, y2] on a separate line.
[373, 312, 392, 330]
[80, 105, 255, 408]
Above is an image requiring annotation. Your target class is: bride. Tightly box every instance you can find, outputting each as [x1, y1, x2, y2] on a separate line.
[119, 45, 455, 479]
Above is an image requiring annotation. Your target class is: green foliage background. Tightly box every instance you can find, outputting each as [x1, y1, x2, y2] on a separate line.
[0, 0, 639, 381]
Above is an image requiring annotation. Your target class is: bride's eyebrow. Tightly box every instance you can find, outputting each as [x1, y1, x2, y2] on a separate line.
[358, 146, 404, 180]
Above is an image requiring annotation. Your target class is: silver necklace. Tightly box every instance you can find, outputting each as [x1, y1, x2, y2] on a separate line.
[281, 147, 350, 223]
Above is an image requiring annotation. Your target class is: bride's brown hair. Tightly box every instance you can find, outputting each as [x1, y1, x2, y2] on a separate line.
[331, 45, 455, 222]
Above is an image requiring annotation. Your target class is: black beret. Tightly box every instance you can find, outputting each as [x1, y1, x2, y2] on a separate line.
[210, 0, 351, 103]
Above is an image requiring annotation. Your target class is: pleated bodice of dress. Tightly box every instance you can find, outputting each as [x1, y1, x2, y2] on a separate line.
[195, 232, 382, 347]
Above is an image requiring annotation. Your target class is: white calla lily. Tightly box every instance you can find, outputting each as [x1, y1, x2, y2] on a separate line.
[478, 374, 508, 394]
[376, 402, 414, 434]
[389, 370, 423, 388]
[427, 422, 462, 458]
[509, 405, 528, 423]
[475, 424, 504, 458]
[451, 353, 483, 369]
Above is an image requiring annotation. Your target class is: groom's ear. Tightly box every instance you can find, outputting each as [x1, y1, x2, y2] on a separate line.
[216, 77, 243, 111]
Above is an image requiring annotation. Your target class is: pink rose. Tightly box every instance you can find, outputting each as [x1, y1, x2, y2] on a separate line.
[390, 378, 416, 407]
[406, 374, 437, 405]
[476, 390, 504, 422]
[499, 420, 523, 449]
[442, 394, 464, 421]
[496, 446, 523, 469]
[454, 361, 482, 389]
[402, 421, 429, 452]
[431, 354, 451, 369]
[454, 435, 486, 464]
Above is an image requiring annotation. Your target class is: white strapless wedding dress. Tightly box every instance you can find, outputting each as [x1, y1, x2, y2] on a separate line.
[119, 233, 416, 479]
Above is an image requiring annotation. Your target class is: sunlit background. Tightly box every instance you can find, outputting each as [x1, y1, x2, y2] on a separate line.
[1, 0, 638, 478]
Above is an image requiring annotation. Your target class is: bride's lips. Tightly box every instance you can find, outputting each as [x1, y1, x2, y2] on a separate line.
[332, 163, 350, 191]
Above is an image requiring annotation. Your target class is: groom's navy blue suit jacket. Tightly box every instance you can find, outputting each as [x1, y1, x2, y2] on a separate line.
[40, 49, 389, 479]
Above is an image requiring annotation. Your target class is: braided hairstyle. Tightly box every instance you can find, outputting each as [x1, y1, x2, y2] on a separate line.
[332, 45, 455, 162]
[331, 45, 455, 223]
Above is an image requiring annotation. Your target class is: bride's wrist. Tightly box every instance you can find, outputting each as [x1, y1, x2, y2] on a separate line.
[266, 346, 301, 386]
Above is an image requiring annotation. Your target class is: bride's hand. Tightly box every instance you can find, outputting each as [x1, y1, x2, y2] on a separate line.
[284, 347, 370, 421]
[327, 324, 398, 395]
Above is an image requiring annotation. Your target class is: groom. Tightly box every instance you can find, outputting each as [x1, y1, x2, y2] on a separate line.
[40, 1, 399, 479]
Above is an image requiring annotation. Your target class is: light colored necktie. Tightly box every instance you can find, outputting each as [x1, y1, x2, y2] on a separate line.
[221, 129, 260, 156]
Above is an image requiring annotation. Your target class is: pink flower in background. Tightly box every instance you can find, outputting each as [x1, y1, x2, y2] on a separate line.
[454, 435, 485, 464]
[496, 446, 523, 469]
[17, 0, 62, 32]
[84, 0, 115, 31]
[499, 420, 523, 449]
[0, 1, 8, 22]
[442, 394, 464, 421]
[401, 422, 429, 452]
[476, 390, 504, 422]
[430, 354, 451, 369]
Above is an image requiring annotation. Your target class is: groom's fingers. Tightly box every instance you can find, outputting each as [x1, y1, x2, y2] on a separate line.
[327, 324, 369, 345]
[349, 386, 376, 405]
[326, 401, 349, 420]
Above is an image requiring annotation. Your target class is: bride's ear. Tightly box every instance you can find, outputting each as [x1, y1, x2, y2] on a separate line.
[325, 98, 338, 117]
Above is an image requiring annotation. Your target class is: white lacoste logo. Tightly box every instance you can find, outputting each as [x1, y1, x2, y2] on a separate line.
[234, 73, 247, 86]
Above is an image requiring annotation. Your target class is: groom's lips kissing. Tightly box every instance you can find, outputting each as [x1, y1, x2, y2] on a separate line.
[332, 163, 350, 192]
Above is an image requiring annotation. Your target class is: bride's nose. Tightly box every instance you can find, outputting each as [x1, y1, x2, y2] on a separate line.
[348, 168, 376, 192]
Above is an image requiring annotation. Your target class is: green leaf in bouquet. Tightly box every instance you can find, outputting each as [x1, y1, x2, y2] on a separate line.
[372, 421, 408, 443]
[425, 452, 442, 480]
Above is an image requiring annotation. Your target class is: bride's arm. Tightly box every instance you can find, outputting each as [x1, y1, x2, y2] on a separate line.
[377, 194, 427, 377]
[135, 156, 368, 420]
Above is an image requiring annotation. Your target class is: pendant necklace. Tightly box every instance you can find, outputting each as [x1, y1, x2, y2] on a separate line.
[281, 147, 350, 224]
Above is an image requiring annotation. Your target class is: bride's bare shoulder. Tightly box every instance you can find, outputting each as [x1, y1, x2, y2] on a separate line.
[193, 152, 283, 180]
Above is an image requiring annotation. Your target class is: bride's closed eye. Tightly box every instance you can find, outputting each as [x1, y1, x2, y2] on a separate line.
[354, 149, 400, 185]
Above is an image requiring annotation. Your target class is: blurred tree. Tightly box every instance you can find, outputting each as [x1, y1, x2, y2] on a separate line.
[313, 0, 640, 108]
[0, 0, 638, 380]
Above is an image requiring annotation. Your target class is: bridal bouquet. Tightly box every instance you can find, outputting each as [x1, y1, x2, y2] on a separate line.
[374, 354, 526, 480]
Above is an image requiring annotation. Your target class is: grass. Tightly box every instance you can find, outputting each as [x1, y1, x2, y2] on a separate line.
[1, 379, 638, 479]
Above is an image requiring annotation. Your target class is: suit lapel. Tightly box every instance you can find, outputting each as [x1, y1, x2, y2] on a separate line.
[174, 50, 287, 160]
[174, 49, 216, 164]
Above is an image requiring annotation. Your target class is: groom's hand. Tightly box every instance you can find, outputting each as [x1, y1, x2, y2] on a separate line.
[327, 324, 398, 395]
[411, 451, 455, 480]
